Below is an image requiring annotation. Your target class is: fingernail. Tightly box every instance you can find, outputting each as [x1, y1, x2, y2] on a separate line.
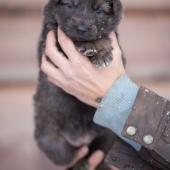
[48, 30, 54, 37]
[81, 146, 89, 155]
[58, 27, 61, 34]
[109, 32, 114, 38]
[95, 151, 104, 160]
[88, 150, 104, 167]
[58, 27, 63, 34]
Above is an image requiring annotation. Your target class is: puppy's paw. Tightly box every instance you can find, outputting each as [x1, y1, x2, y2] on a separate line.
[76, 42, 113, 68]
[83, 49, 98, 57]
[90, 51, 113, 68]
[78, 46, 97, 57]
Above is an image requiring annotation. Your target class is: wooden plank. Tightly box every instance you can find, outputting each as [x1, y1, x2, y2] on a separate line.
[0, 0, 170, 11]
[0, 0, 46, 10]
[0, 15, 40, 83]
[119, 14, 170, 80]
[0, 85, 59, 170]
[1, 82, 169, 170]
[124, 0, 170, 10]
[0, 13, 170, 83]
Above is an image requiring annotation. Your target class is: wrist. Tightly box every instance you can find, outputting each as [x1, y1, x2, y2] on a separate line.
[97, 72, 126, 103]
[93, 74, 141, 150]
[94, 74, 139, 117]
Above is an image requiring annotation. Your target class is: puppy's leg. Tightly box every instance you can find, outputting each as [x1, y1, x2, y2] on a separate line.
[36, 131, 78, 166]
[71, 129, 116, 170]
[90, 38, 113, 68]
[90, 49, 113, 68]
[34, 108, 78, 166]
[75, 42, 98, 58]
[75, 39, 113, 68]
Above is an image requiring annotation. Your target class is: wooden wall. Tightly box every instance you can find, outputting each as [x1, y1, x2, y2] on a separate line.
[0, 1, 170, 170]
[0, 0, 170, 83]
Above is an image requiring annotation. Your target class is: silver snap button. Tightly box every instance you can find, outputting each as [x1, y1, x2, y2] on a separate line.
[98, 104, 103, 108]
[143, 135, 154, 145]
[126, 126, 137, 136]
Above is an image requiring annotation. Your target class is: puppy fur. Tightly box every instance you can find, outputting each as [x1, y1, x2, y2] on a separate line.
[34, 0, 123, 170]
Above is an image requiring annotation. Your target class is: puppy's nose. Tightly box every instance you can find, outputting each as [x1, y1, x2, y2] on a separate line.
[77, 25, 88, 34]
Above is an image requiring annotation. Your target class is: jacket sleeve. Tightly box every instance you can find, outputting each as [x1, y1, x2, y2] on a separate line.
[121, 87, 170, 170]
[94, 75, 170, 170]
[94, 75, 142, 150]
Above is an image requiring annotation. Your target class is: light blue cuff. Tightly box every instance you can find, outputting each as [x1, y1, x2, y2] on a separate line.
[94, 74, 141, 151]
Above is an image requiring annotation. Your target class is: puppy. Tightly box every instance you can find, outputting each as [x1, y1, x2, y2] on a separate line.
[34, 0, 123, 170]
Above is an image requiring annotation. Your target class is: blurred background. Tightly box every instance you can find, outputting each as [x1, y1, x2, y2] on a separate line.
[0, 0, 170, 170]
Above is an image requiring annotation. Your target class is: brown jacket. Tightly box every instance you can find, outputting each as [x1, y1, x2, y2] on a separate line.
[106, 87, 170, 170]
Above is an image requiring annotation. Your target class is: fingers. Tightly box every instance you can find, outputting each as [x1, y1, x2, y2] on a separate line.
[108, 32, 123, 69]
[88, 150, 104, 170]
[109, 32, 119, 50]
[41, 55, 66, 84]
[68, 146, 89, 168]
[58, 28, 85, 63]
[46, 31, 56, 49]
[88, 151, 119, 170]
[47, 29, 92, 69]
[45, 31, 69, 70]
[58, 28, 77, 58]
[109, 32, 122, 56]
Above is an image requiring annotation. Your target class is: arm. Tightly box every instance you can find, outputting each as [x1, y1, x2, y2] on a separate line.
[94, 75, 170, 170]
[41, 29, 170, 169]
[123, 86, 170, 170]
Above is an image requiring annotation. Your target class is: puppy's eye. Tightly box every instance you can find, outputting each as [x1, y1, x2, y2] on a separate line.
[96, 9, 104, 15]
[60, 2, 76, 9]
[66, 4, 74, 9]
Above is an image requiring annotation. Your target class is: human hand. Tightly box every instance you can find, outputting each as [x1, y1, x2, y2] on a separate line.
[87, 150, 120, 170]
[41, 28, 125, 108]
[64, 146, 88, 168]
[63, 148, 119, 170]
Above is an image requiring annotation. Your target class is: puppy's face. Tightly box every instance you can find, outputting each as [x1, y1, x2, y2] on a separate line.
[46, 0, 122, 41]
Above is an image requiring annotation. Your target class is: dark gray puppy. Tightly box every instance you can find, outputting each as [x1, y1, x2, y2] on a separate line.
[34, 0, 123, 170]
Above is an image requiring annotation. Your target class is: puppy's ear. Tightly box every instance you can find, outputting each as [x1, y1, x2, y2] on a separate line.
[112, 0, 123, 19]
